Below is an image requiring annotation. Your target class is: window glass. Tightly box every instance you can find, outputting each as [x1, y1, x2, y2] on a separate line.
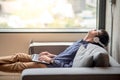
[0, 0, 97, 32]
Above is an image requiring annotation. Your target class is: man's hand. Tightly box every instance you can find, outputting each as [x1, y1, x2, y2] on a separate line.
[38, 55, 53, 64]
[39, 51, 56, 58]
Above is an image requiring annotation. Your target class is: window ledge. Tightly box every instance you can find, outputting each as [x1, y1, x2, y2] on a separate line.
[0, 28, 90, 33]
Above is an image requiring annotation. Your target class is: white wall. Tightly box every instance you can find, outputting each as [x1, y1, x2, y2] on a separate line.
[106, 0, 120, 63]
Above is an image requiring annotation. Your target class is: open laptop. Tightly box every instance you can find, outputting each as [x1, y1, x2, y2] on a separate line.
[32, 54, 49, 64]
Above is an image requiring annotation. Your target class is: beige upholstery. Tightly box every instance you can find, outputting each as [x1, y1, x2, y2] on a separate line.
[21, 42, 120, 80]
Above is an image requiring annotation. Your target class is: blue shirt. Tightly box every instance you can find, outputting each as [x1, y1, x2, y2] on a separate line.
[47, 39, 89, 67]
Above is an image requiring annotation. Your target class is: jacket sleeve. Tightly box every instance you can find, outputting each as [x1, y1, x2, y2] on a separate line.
[52, 55, 74, 67]
[50, 40, 82, 67]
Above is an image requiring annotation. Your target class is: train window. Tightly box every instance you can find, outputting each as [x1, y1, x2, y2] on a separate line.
[0, 0, 101, 32]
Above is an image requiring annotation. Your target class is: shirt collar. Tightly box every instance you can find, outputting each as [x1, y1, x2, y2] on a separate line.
[80, 39, 89, 48]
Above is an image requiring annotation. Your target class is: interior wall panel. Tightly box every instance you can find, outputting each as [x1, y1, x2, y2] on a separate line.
[0, 33, 86, 56]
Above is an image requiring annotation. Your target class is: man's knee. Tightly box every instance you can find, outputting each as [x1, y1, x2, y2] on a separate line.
[13, 53, 31, 62]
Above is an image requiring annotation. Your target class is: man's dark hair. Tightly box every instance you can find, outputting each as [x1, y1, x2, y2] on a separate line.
[97, 29, 109, 47]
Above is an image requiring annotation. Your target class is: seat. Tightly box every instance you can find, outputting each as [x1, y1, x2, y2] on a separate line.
[21, 42, 120, 80]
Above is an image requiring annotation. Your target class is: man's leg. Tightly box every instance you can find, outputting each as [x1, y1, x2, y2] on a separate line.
[0, 62, 47, 72]
[0, 53, 32, 64]
[0, 53, 47, 72]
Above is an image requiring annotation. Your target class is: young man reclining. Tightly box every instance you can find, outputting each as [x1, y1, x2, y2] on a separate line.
[0, 29, 109, 72]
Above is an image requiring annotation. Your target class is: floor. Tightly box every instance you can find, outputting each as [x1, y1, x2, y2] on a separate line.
[0, 72, 21, 80]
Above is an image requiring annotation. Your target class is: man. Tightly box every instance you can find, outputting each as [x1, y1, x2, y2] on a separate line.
[0, 29, 109, 72]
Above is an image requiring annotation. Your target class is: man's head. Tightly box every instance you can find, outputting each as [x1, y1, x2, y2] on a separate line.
[84, 29, 109, 47]
[95, 29, 109, 47]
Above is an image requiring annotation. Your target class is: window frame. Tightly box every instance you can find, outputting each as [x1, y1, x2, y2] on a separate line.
[97, 0, 106, 30]
[0, 0, 106, 33]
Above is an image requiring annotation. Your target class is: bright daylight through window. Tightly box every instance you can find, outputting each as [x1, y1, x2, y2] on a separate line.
[0, 0, 97, 32]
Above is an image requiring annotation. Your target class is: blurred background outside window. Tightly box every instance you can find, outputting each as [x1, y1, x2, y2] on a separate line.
[0, 0, 97, 32]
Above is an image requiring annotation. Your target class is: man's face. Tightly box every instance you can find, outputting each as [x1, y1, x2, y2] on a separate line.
[87, 29, 101, 39]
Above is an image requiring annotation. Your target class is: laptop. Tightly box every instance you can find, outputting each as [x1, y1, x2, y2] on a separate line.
[32, 54, 49, 64]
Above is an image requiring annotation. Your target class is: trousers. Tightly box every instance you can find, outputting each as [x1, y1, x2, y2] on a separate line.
[0, 53, 47, 73]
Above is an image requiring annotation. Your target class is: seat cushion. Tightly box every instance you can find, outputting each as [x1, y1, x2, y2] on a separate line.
[72, 55, 93, 67]
[72, 43, 110, 67]
[93, 53, 110, 67]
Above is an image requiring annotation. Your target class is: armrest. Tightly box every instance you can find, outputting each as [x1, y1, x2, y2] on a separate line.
[21, 67, 120, 80]
[29, 42, 73, 55]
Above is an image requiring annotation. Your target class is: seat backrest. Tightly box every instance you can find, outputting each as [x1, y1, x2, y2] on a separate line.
[29, 42, 73, 55]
